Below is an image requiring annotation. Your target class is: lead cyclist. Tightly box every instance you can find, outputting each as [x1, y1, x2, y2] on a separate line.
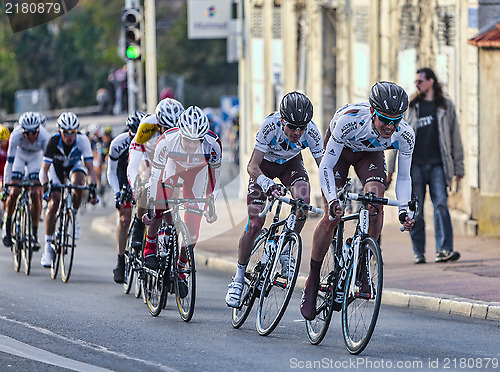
[300, 81, 416, 320]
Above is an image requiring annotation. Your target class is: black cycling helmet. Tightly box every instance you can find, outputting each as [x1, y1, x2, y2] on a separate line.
[126, 110, 147, 134]
[279, 91, 313, 128]
[369, 81, 408, 116]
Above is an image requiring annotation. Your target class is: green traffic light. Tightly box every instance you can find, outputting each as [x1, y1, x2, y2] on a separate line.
[126, 44, 140, 59]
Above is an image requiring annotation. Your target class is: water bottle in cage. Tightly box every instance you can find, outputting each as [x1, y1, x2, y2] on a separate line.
[158, 225, 172, 258]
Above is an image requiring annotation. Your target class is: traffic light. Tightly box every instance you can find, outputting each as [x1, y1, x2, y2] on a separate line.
[122, 8, 141, 60]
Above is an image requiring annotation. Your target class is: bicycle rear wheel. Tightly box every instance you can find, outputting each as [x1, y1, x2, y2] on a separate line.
[60, 209, 76, 283]
[231, 228, 267, 329]
[144, 268, 166, 316]
[20, 202, 33, 276]
[256, 232, 302, 336]
[342, 236, 383, 354]
[11, 208, 21, 272]
[175, 222, 195, 322]
[306, 240, 335, 345]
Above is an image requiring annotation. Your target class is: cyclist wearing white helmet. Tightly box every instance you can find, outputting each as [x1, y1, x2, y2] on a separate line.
[107, 110, 147, 283]
[141, 105, 222, 270]
[126, 98, 184, 251]
[39, 112, 99, 267]
[2, 112, 51, 250]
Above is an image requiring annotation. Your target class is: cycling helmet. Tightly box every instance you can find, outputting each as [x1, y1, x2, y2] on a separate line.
[155, 98, 184, 128]
[0, 124, 10, 141]
[57, 112, 80, 131]
[105, 125, 112, 134]
[369, 81, 408, 116]
[279, 91, 313, 128]
[37, 113, 47, 127]
[178, 106, 210, 140]
[126, 110, 147, 134]
[19, 112, 40, 132]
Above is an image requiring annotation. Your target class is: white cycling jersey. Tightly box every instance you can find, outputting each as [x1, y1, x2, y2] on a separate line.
[321, 102, 415, 211]
[4, 125, 51, 183]
[149, 128, 222, 200]
[254, 112, 323, 164]
[107, 132, 131, 194]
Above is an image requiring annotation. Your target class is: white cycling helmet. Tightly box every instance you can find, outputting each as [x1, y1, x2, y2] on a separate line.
[36, 112, 47, 127]
[19, 112, 40, 132]
[57, 112, 79, 131]
[155, 98, 184, 128]
[178, 106, 210, 140]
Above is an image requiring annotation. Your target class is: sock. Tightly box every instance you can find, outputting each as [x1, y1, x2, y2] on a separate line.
[143, 235, 157, 257]
[45, 235, 52, 250]
[234, 262, 247, 283]
[33, 225, 38, 237]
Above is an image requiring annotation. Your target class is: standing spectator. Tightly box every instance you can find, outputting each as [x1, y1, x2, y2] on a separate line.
[387, 67, 464, 264]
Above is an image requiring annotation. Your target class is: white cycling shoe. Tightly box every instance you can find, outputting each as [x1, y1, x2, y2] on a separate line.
[225, 278, 244, 308]
[40, 246, 54, 268]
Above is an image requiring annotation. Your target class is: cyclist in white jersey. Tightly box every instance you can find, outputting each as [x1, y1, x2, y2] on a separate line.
[126, 98, 184, 251]
[2, 112, 51, 250]
[225, 91, 323, 308]
[107, 111, 146, 283]
[141, 106, 222, 270]
[300, 81, 416, 320]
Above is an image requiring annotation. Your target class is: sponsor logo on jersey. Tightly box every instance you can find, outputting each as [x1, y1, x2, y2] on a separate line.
[334, 171, 341, 179]
[261, 122, 276, 138]
[368, 163, 377, 171]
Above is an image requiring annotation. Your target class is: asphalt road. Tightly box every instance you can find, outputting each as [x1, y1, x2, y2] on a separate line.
[0, 200, 499, 372]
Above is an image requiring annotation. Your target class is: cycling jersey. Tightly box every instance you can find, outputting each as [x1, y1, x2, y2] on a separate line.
[254, 111, 323, 164]
[127, 114, 161, 187]
[321, 102, 415, 210]
[43, 133, 94, 185]
[107, 132, 131, 194]
[4, 125, 51, 183]
[149, 128, 222, 201]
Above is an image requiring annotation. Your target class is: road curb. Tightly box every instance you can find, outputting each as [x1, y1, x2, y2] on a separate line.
[92, 215, 500, 322]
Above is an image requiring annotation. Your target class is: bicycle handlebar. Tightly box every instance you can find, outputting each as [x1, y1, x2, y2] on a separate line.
[258, 196, 324, 218]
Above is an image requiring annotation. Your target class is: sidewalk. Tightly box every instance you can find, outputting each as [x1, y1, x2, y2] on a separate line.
[92, 173, 500, 322]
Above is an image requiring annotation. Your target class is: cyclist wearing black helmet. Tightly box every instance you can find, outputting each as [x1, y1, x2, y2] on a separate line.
[225, 91, 323, 308]
[107, 110, 146, 283]
[300, 81, 416, 321]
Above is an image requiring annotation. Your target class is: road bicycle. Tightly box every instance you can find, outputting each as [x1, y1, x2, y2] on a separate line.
[48, 183, 90, 283]
[231, 187, 323, 336]
[4, 182, 39, 275]
[142, 196, 214, 321]
[305, 179, 417, 354]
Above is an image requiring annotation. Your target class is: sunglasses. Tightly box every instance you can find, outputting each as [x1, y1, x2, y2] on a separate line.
[23, 130, 39, 135]
[285, 122, 306, 131]
[61, 129, 78, 135]
[374, 110, 404, 127]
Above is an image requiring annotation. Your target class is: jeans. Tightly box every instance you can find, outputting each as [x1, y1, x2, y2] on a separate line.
[410, 163, 454, 256]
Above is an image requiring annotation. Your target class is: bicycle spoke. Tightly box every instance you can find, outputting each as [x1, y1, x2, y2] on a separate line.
[175, 222, 195, 322]
[60, 210, 76, 283]
[257, 232, 302, 336]
[342, 237, 383, 354]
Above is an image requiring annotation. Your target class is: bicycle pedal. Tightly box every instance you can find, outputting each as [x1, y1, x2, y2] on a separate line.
[272, 276, 287, 288]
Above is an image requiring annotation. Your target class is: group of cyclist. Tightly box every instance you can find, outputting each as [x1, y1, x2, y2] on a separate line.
[1, 81, 417, 326]
[0, 111, 99, 267]
[107, 98, 221, 283]
[225, 82, 416, 323]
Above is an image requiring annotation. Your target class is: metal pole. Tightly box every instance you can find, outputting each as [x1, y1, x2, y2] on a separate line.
[144, 0, 157, 112]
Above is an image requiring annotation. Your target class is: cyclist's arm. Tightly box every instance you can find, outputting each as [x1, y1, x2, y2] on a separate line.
[247, 149, 266, 180]
[107, 157, 120, 194]
[4, 132, 18, 185]
[85, 160, 97, 185]
[148, 137, 169, 201]
[40, 161, 51, 186]
[127, 143, 144, 188]
[395, 152, 412, 213]
[319, 136, 343, 204]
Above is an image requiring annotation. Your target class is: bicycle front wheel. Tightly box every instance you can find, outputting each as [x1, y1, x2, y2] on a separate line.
[11, 208, 21, 272]
[306, 240, 335, 345]
[231, 228, 267, 329]
[175, 222, 195, 322]
[257, 232, 302, 336]
[342, 236, 383, 354]
[60, 209, 76, 283]
[123, 219, 137, 294]
[144, 269, 166, 316]
[20, 202, 32, 276]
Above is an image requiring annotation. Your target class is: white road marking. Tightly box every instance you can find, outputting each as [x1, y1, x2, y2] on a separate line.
[0, 315, 178, 372]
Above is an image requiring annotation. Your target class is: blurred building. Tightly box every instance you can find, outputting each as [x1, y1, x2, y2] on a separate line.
[236, 0, 500, 236]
